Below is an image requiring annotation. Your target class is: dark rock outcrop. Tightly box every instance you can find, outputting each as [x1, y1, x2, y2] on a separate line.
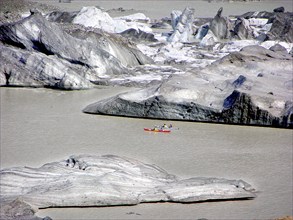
[240, 11, 275, 20]
[273, 7, 285, 13]
[46, 10, 78, 23]
[238, 10, 293, 43]
[120, 28, 158, 43]
[267, 13, 293, 43]
[204, 8, 293, 43]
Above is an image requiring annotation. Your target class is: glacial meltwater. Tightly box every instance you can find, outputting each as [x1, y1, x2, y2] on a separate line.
[1, 87, 292, 219]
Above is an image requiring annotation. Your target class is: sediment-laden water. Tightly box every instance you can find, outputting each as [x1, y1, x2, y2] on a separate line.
[1, 0, 293, 219]
[36, 0, 293, 18]
[1, 87, 292, 219]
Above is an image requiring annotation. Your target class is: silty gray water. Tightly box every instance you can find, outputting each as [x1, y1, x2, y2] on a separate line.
[1, 87, 292, 219]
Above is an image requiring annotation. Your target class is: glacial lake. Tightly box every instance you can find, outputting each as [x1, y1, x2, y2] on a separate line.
[1, 87, 292, 219]
[38, 0, 293, 18]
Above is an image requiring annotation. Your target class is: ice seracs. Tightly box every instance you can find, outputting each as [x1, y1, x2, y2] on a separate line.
[72, 6, 152, 34]
[168, 7, 195, 43]
[72, 6, 115, 33]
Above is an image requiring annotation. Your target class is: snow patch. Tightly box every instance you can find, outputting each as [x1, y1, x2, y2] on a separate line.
[120, 88, 159, 102]
[72, 6, 152, 34]
[168, 89, 199, 101]
[114, 13, 150, 22]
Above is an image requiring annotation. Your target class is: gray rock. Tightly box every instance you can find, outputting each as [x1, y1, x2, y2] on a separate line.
[0, 199, 52, 220]
[46, 10, 78, 23]
[0, 155, 256, 209]
[269, 43, 291, 59]
[273, 7, 285, 13]
[83, 45, 293, 128]
[269, 43, 287, 53]
[120, 28, 158, 43]
[239, 11, 275, 20]
[267, 13, 293, 43]
[150, 21, 171, 29]
[238, 10, 293, 42]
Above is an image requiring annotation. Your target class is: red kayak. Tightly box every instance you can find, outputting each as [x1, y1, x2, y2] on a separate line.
[144, 128, 171, 133]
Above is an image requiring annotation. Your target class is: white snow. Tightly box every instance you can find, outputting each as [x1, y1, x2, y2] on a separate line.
[120, 87, 159, 102]
[114, 13, 150, 22]
[167, 89, 199, 101]
[248, 18, 268, 27]
[23, 21, 41, 40]
[219, 40, 259, 53]
[73, 7, 115, 33]
[127, 74, 162, 82]
[72, 6, 152, 34]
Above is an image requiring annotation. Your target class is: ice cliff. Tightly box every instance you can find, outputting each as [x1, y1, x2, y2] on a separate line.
[0, 9, 152, 89]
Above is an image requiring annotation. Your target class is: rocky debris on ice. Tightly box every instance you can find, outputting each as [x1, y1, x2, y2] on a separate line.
[120, 28, 158, 43]
[46, 10, 78, 23]
[163, 6, 293, 46]
[84, 45, 293, 128]
[0, 0, 58, 25]
[0, 154, 256, 209]
[216, 7, 293, 43]
[136, 6, 293, 69]
[0, 10, 152, 89]
[0, 199, 51, 220]
[138, 38, 291, 71]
